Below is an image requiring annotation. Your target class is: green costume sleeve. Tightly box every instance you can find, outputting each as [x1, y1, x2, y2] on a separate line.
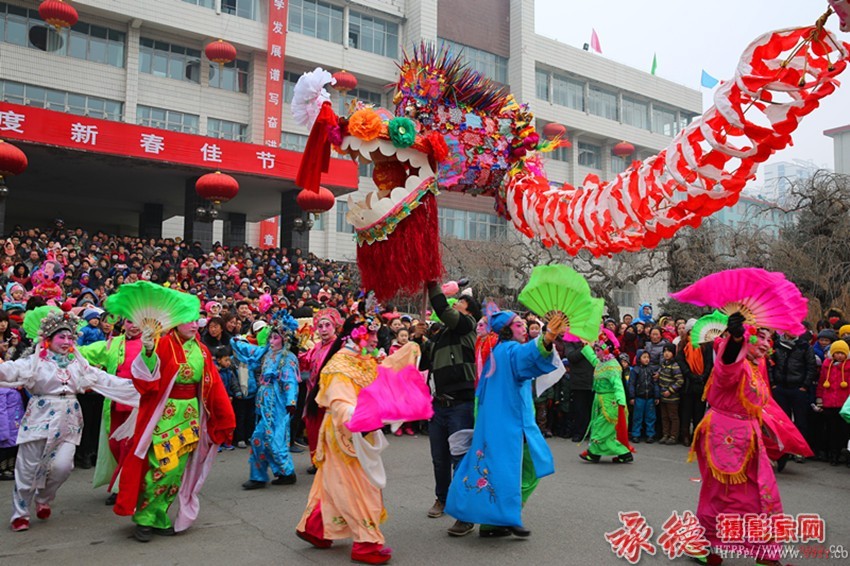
[141, 349, 157, 372]
[581, 344, 600, 367]
[78, 340, 109, 368]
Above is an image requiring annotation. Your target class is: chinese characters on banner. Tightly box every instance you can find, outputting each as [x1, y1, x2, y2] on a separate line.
[264, 0, 289, 148]
[258, 216, 280, 249]
[0, 102, 358, 186]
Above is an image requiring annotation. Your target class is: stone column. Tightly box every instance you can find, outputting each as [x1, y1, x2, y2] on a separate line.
[183, 178, 213, 249]
[279, 191, 309, 253]
[223, 212, 247, 248]
[138, 202, 163, 239]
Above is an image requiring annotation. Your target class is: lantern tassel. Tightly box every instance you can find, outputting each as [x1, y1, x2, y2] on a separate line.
[296, 101, 338, 193]
[356, 192, 444, 302]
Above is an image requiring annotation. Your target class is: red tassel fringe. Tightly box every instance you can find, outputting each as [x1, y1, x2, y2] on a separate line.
[357, 192, 444, 302]
[296, 102, 337, 193]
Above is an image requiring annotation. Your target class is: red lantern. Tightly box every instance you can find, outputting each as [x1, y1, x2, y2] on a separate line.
[196, 171, 239, 205]
[38, 0, 78, 30]
[613, 141, 636, 157]
[542, 122, 567, 140]
[205, 39, 237, 66]
[0, 140, 28, 177]
[297, 186, 336, 214]
[332, 70, 358, 94]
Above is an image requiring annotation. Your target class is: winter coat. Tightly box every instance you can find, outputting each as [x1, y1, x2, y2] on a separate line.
[563, 341, 595, 391]
[770, 337, 817, 389]
[629, 364, 660, 400]
[643, 339, 669, 374]
[676, 342, 714, 396]
[657, 359, 683, 403]
[817, 360, 850, 408]
[635, 302, 655, 325]
[0, 388, 25, 448]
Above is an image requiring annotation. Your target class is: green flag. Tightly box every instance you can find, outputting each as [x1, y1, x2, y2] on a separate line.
[651, 53, 657, 75]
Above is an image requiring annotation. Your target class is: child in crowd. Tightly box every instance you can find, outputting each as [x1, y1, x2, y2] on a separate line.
[814, 329, 836, 365]
[657, 344, 683, 444]
[628, 351, 659, 443]
[389, 327, 409, 355]
[214, 347, 237, 452]
[816, 340, 850, 466]
[77, 309, 105, 346]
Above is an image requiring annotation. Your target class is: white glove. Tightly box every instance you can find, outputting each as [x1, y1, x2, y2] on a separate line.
[141, 327, 156, 353]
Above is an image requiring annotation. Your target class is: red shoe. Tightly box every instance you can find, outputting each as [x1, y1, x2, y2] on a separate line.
[36, 504, 51, 520]
[351, 547, 392, 564]
[295, 529, 333, 549]
[392, 428, 403, 437]
[11, 518, 29, 532]
[403, 427, 415, 436]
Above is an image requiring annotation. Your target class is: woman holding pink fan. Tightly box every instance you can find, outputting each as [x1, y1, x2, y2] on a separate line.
[671, 268, 811, 566]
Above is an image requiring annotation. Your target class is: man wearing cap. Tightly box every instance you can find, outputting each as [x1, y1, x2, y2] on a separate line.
[445, 310, 567, 538]
[676, 318, 714, 446]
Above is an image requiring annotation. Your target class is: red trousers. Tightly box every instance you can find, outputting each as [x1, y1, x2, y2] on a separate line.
[107, 403, 133, 490]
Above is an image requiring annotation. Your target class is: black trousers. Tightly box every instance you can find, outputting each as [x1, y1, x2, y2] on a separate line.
[76, 392, 104, 461]
[571, 389, 594, 438]
[291, 381, 307, 443]
[679, 391, 706, 440]
[233, 397, 256, 444]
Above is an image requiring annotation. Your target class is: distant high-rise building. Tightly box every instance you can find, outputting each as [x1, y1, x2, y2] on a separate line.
[761, 159, 830, 203]
[825, 124, 850, 175]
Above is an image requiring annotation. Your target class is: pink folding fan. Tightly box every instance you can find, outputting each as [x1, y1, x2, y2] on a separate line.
[347, 364, 434, 433]
[670, 268, 807, 336]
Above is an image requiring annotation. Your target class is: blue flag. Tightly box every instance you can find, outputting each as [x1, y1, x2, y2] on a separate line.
[700, 70, 719, 88]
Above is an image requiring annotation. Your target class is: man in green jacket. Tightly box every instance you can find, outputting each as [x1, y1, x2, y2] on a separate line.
[78, 320, 144, 505]
[415, 282, 481, 537]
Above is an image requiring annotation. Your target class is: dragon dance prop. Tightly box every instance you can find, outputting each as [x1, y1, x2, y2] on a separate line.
[293, 7, 849, 301]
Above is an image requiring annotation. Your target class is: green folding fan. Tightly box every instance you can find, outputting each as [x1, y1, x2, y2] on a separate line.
[104, 281, 200, 340]
[691, 310, 729, 347]
[517, 264, 604, 343]
[23, 305, 62, 340]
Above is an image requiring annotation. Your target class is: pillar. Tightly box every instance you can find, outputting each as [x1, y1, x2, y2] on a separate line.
[223, 212, 246, 248]
[138, 202, 163, 240]
[279, 191, 309, 253]
[183, 178, 213, 250]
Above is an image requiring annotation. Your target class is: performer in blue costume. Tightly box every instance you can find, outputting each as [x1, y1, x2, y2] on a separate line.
[445, 310, 567, 537]
[232, 312, 300, 489]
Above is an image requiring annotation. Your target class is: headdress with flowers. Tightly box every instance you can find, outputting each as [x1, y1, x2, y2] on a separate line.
[269, 310, 299, 344]
[346, 324, 380, 358]
[313, 307, 343, 330]
[39, 309, 81, 341]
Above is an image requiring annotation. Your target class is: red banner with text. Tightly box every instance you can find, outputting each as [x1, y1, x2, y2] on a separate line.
[264, 0, 289, 147]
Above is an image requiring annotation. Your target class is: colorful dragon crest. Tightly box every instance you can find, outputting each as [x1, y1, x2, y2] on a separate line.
[293, 7, 850, 301]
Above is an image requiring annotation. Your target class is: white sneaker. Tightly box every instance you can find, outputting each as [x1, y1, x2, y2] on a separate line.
[237, 441, 247, 449]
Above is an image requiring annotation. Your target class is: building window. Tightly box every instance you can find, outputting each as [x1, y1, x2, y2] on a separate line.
[438, 208, 507, 241]
[139, 37, 202, 84]
[288, 0, 344, 44]
[221, 0, 260, 20]
[588, 86, 618, 120]
[0, 4, 125, 67]
[336, 201, 354, 234]
[613, 287, 636, 309]
[549, 143, 569, 162]
[359, 161, 374, 178]
[552, 73, 584, 111]
[313, 212, 326, 231]
[651, 105, 677, 136]
[577, 142, 601, 169]
[535, 68, 550, 101]
[0, 79, 123, 120]
[208, 117, 248, 142]
[182, 0, 215, 7]
[348, 11, 398, 58]
[280, 132, 308, 151]
[622, 96, 648, 129]
[439, 39, 508, 84]
[283, 71, 300, 104]
[611, 154, 629, 173]
[210, 59, 249, 93]
[137, 105, 199, 133]
[339, 87, 383, 115]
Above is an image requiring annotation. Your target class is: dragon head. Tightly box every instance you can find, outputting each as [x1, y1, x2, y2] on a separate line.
[335, 44, 563, 245]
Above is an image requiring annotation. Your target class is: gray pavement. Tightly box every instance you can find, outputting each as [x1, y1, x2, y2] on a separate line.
[1, 435, 848, 565]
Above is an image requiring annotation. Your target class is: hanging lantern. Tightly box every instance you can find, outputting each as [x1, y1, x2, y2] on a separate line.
[613, 141, 636, 157]
[195, 171, 239, 206]
[296, 186, 336, 214]
[542, 122, 567, 140]
[38, 0, 79, 30]
[332, 70, 358, 94]
[205, 39, 237, 66]
[0, 140, 28, 177]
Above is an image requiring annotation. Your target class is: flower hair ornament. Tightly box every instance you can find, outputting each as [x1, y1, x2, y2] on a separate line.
[347, 325, 380, 357]
[269, 310, 299, 344]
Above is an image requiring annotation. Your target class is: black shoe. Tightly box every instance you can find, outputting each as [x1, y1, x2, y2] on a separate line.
[0, 470, 14, 481]
[75, 457, 92, 470]
[613, 453, 634, 464]
[241, 480, 267, 490]
[307, 465, 318, 475]
[509, 526, 531, 537]
[105, 493, 117, 506]
[579, 451, 600, 463]
[479, 527, 511, 538]
[645, 437, 656, 444]
[630, 437, 641, 444]
[571, 435, 583, 443]
[793, 455, 805, 464]
[290, 445, 305, 454]
[153, 526, 175, 536]
[776, 454, 789, 473]
[134, 525, 153, 543]
[272, 474, 297, 485]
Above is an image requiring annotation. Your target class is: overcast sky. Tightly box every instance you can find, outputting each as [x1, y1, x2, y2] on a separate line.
[534, 0, 848, 172]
